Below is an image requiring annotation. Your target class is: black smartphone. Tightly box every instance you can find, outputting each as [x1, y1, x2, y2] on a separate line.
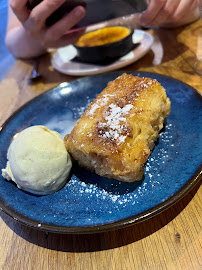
[27, 0, 147, 28]
[27, 0, 86, 26]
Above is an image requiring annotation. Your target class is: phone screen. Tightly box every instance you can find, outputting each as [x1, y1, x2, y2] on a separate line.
[78, 0, 147, 28]
[27, 0, 148, 27]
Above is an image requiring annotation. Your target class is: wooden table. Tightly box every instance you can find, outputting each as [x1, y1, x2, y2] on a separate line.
[0, 19, 201, 270]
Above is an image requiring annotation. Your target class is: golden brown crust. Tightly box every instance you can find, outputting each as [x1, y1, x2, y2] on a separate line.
[76, 26, 131, 47]
[65, 73, 171, 182]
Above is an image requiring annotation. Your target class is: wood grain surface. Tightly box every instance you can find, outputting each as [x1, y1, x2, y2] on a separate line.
[0, 19, 201, 270]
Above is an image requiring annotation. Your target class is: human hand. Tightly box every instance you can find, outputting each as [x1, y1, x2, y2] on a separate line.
[10, 0, 86, 48]
[139, 0, 200, 28]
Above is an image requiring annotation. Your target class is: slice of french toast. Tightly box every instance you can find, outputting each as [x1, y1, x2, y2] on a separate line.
[64, 73, 171, 182]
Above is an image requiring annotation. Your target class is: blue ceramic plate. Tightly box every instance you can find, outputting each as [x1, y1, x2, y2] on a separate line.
[0, 72, 201, 234]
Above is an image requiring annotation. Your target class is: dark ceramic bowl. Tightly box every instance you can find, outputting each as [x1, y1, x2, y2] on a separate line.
[73, 25, 134, 63]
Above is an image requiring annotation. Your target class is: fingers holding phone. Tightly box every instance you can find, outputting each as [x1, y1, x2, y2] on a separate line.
[139, 0, 200, 28]
[9, 0, 86, 50]
[42, 6, 86, 48]
[10, 0, 30, 22]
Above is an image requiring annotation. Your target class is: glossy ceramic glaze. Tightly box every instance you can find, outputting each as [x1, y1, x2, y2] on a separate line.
[0, 72, 201, 234]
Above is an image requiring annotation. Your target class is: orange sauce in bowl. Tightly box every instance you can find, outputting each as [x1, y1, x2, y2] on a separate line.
[76, 26, 131, 47]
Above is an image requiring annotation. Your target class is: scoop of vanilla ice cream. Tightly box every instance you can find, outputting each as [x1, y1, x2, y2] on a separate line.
[2, 125, 72, 195]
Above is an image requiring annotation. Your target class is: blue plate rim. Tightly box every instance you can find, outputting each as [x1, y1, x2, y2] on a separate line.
[0, 71, 201, 234]
[0, 166, 201, 234]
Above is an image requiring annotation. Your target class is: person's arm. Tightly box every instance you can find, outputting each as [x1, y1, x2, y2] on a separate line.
[6, 0, 86, 59]
[139, 0, 200, 28]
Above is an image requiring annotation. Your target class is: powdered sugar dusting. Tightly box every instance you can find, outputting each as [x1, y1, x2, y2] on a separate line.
[64, 120, 175, 209]
[32, 121, 175, 225]
[72, 95, 93, 118]
[87, 94, 114, 117]
[97, 103, 133, 144]
[139, 78, 155, 88]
